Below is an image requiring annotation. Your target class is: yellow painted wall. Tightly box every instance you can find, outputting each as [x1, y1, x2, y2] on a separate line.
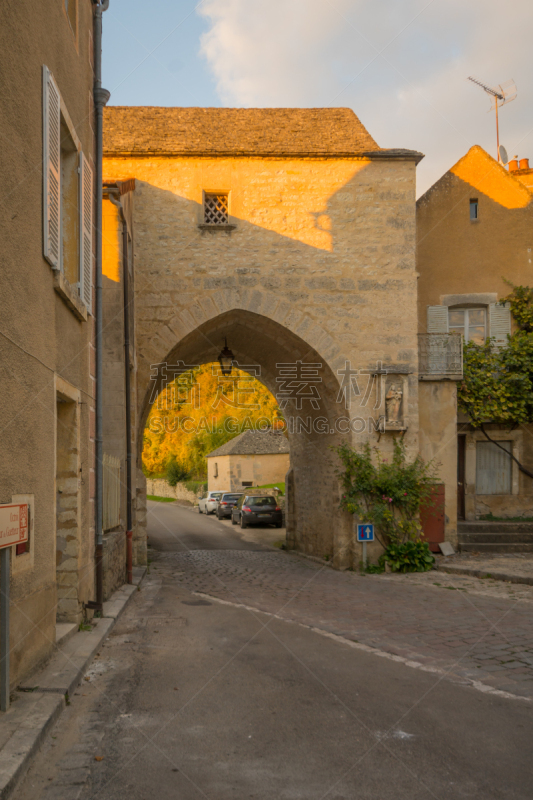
[417, 145, 533, 322]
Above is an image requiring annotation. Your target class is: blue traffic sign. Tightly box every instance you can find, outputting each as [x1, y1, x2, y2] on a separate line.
[357, 524, 374, 542]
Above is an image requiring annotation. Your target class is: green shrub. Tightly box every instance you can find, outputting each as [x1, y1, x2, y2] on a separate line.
[166, 459, 190, 487]
[184, 480, 207, 495]
[335, 439, 440, 548]
[380, 540, 434, 573]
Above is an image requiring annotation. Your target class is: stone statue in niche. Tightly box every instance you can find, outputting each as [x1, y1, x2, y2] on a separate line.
[385, 382, 403, 425]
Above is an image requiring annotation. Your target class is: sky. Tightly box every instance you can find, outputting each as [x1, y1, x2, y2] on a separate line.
[102, 0, 533, 196]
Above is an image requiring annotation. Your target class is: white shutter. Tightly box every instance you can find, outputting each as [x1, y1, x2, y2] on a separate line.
[79, 152, 93, 314]
[489, 302, 511, 348]
[43, 66, 61, 268]
[427, 305, 449, 333]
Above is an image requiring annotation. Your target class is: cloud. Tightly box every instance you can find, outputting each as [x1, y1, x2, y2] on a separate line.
[198, 0, 533, 195]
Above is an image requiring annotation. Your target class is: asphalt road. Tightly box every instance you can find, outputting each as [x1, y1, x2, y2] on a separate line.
[146, 499, 275, 552]
[13, 501, 533, 800]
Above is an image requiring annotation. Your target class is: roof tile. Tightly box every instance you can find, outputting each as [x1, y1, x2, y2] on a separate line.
[104, 106, 380, 156]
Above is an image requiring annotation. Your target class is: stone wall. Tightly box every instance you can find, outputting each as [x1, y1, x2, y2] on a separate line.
[146, 478, 200, 505]
[104, 149, 420, 569]
[103, 531, 126, 601]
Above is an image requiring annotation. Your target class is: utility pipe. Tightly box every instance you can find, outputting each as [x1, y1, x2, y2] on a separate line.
[108, 190, 133, 583]
[91, 0, 110, 612]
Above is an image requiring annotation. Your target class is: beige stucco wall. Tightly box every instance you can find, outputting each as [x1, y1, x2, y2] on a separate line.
[103, 148, 421, 568]
[462, 426, 533, 520]
[208, 452, 290, 492]
[418, 381, 458, 545]
[0, 1, 97, 686]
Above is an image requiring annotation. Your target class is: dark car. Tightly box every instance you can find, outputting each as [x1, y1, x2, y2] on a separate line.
[231, 495, 283, 529]
[216, 492, 244, 520]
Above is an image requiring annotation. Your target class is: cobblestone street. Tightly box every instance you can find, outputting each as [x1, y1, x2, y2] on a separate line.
[157, 542, 533, 699]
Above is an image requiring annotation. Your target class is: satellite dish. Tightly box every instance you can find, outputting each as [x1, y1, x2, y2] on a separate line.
[499, 145, 508, 165]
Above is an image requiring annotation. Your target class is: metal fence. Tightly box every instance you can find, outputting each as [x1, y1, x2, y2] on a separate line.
[103, 454, 121, 531]
[418, 333, 463, 378]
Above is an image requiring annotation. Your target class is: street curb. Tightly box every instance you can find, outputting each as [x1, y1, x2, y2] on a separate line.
[0, 693, 64, 800]
[0, 570, 146, 799]
[436, 563, 533, 586]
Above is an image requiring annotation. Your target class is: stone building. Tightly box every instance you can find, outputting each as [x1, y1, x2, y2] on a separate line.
[417, 145, 533, 536]
[102, 105, 456, 567]
[206, 429, 290, 492]
[0, 1, 98, 686]
[101, 179, 140, 592]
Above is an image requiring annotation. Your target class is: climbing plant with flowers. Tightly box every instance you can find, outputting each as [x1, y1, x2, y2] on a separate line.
[335, 440, 440, 550]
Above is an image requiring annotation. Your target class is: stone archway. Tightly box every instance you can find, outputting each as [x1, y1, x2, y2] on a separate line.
[103, 107, 423, 569]
[138, 307, 354, 568]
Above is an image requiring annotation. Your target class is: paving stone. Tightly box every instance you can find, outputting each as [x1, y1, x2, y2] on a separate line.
[156, 548, 533, 698]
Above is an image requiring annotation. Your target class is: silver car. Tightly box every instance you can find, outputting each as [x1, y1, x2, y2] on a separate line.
[198, 490, 225, 515]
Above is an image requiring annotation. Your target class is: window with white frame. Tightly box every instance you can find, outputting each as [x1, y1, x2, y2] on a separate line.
[204, 193, 229, 224]
[448, 308, 486, 345]
[43, 66, 93, 313]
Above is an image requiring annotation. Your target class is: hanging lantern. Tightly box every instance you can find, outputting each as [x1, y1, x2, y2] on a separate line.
[217, 338, 234, 376]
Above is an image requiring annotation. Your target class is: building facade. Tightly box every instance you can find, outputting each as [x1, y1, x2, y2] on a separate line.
[102, 105, 457, 567]
[207, 430, 290, 492]
[417, 145, 533, 526]
[101, 179, 142, 583]
[0, 0, 98, 686]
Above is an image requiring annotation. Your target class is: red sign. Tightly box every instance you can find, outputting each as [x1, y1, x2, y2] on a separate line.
[0, 504, 29, 549]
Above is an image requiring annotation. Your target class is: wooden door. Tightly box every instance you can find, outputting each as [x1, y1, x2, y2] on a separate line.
[421, 484, 445, 552]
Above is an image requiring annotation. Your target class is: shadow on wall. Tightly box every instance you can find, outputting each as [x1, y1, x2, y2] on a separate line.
[103, 159, 418, 567]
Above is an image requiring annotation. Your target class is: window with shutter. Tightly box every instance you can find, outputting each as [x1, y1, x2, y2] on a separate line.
[43, 66, 61, 268]
[489, 302, 511, 348]
[427, 306, 448, 333]
[449, 307, 486, 344]
[79, 153, 93, 313]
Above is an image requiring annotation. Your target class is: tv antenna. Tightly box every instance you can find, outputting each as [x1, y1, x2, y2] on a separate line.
[467, 76, 517, 163]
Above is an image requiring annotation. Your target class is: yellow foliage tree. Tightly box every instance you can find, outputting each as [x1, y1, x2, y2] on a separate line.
[142, 364, 282, 478]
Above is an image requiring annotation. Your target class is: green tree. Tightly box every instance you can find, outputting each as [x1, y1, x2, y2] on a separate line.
[457, 283, 533, 478]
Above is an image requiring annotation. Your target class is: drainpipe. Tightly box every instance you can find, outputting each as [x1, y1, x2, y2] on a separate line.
[91, 0, 110, 612]
[108, 190, 134, 584]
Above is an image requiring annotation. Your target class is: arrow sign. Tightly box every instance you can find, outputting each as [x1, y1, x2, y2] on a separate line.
[357, 523, 374, 542]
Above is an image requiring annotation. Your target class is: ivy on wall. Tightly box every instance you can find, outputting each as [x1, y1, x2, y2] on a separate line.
[457, 283, 533, 478]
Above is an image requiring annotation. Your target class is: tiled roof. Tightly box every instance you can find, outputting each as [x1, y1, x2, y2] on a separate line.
[206, 429, 290, 458]
[103, 106, 380, 156]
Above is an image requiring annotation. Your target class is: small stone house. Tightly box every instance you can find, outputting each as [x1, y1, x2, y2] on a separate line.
[206, 430, 290, 492]
[417, 145, 533, 526]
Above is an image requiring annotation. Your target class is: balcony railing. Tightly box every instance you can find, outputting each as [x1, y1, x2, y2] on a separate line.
[418, 333, 463, 379]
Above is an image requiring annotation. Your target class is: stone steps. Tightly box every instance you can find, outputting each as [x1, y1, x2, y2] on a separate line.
[458, 521, 533, 553]
[459, 521, 533, 533]
[460, 542, 533, 553]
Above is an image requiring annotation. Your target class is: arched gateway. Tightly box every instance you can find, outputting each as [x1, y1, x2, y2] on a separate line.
[102, 106, 424, 569]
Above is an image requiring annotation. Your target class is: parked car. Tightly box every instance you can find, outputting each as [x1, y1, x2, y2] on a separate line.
[231, 494, 283, 529]
[198, 491, 225, 515]
[216, 492, 244, 520]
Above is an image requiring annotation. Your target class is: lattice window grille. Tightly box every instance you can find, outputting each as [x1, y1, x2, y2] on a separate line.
[204, 193, 229, 224]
